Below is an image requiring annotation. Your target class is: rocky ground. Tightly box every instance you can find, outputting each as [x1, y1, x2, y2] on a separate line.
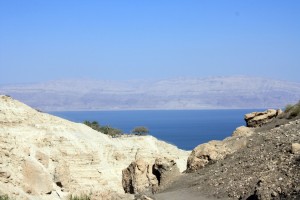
[153, 110, 300, 200]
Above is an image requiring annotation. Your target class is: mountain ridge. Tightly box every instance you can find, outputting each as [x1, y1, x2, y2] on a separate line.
[1, 76, 300, 111]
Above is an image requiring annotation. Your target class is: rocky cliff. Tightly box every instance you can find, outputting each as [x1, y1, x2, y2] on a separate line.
[0, 95, 189, 200]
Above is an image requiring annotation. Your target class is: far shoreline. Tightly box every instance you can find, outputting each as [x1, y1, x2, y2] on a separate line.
[47, 107, 268, 112]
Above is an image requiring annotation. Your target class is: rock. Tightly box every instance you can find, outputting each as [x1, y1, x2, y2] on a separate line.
[122, 159, 155, 194]
[152, 158, 180, 191]
[232, 126, 254, 137]
[122, 157, 180, 195]
[140, 195, 154, 200]
[187, 141, 225, 172]
[244, 109, 282, 127]
[22, 158, 53, 195]
[187, 137, 247, 172]
[291, 143, 300, 154]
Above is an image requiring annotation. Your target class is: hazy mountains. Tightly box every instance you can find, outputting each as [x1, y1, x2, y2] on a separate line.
[1, 76, 300, 111]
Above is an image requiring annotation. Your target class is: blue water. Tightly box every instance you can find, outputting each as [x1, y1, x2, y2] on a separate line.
[50, 110, 256, 150]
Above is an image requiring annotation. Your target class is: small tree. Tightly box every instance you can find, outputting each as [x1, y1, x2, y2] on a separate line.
[131, 126, 149, 135]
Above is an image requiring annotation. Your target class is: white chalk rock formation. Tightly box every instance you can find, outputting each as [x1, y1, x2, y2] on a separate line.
[0, 95, 189, 200]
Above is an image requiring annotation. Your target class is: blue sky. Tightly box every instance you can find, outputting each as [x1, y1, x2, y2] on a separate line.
[0, 0, 299, 84]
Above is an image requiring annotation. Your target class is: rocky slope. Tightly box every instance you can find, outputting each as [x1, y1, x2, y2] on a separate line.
[155, 109, 300, 200]
[1, 76, 300, 110]
[0, 95, 189, 200]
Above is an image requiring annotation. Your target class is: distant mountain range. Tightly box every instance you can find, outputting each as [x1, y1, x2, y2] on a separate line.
[1, 76, 300, 111]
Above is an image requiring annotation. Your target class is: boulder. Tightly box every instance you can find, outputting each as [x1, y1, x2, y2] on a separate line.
[187, 141, 227, 172]
[187, 137, 247, 172]
[232, 126, 254, 137]
[291, 143, 300, 154]
[244, 109, 282, 127]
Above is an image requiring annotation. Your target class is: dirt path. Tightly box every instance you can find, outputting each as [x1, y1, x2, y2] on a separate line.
[154, 188, 227, 200]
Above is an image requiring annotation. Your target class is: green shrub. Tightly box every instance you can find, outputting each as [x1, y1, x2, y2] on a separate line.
[83, 120, 101, 132]
[0, 195, 10, 200]
[289, 104, 300, 118]
[131, 126, 149, 135]
[284, 104, 293, 112]
[99, 125, 122, 136]
[68, 194, 91, 200]
[83, 120, 123, 136]
[284, 101, 300, 119]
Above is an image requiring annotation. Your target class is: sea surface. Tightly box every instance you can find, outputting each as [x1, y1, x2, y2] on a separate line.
[50, 110, 259, 150]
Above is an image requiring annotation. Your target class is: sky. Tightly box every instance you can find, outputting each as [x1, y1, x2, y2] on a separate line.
[0, 0, 300, 84]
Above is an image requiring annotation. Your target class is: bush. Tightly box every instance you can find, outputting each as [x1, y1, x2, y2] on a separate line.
[99, 125, 122, 136]
[83, 120, 123, 136]
[284, 101, 300, 119]
[0, 195, 10, 200]
[285, 104, 293, 112]
[289, 104, 300, 118]
[83, 120, 101, 132]
[131, 126, 149, 135]
[68, 194, 91, 200]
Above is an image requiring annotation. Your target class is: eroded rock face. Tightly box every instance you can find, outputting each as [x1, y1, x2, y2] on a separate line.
[122, 157, 180, 195]
[0, 95, 189, 199]
[244, 109, 282, 127]
[152, 158, 180, 191]
[122, 159, 156, 194]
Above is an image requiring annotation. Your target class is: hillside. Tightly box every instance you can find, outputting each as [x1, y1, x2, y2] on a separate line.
[1, 76, 300, 111]
[0, 95, 189, 200]
[154, 106, 300, 200]
[1, 95, 299, 200]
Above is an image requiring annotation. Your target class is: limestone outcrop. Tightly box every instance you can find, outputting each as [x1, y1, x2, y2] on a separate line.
[152, 158, 180, 191]
[122, 159, 157, 195]
[187, 136, 248, 172]
[122, 157, 180, 195]
[231, 126, 254, 137]
[0, 95, 189, 200]
[244, 109, 282, 127]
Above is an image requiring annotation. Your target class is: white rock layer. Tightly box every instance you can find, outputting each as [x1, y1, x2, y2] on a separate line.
[0, 95, 189, 200]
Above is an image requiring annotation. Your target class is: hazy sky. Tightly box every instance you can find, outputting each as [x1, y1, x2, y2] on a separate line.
[0, 0, 299, 84]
